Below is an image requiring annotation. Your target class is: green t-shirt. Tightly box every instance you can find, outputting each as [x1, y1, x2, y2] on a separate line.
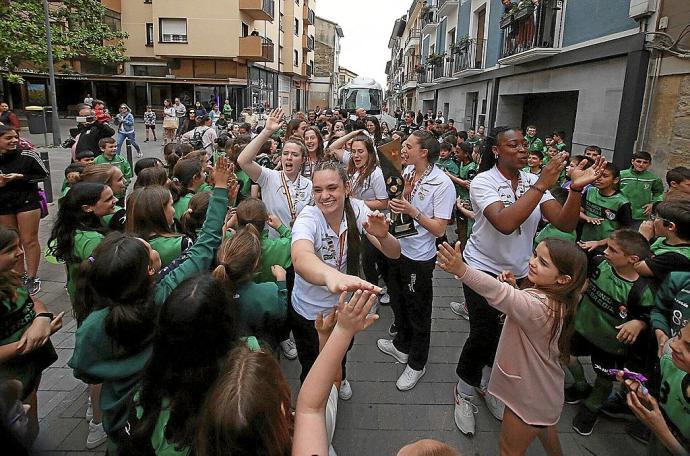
[457, 161, 478, 201]
[136, 399, 190, 456]
[525, 135, 544, 153]
[94, 154, 133, 183]
[533, 223, 577, 249]
[197, 183, 213, 193]
[67, 230, 104, 301]
[149, 235, 193, 268]
[619, 168, 665, 221]
[575, 257, 653, 355]
[236, 280, 288, 341]
[236, 169, 253, 199]
[580, 188, 632, 242]
[436, 158, 460, 194]
[256, 225, 293, 283]
[173, 193, 194, 220]
[522, 166, 542, 175]
[651, 271, 690, 338]
[647, 237, 690, 279]
[101, 205, 125, 231]
[0, 287, 35, 345]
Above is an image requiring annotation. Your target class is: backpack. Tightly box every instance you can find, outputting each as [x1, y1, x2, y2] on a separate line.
[189, 127, 209, 150]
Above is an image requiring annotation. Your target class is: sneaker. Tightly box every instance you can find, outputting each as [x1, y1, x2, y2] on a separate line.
[279, 339, 298, 360]
[380, 292, 390, 305]
[600, 392, 635, 421]
[572, 405, 598, 436]
[565, 384, 592, 405]
[388, 323, 398, 336]
[450, 301, 469, 320]
[376, 339, 408, 364]
[626, 420, 651, 444]
[454, 386, 478, 436]
[475, 387, 504, 421]
[396, 365, 426, 391]
[86, 420, 107, 449]
[85, 397, 93, 421]
[25, 277, 41, 296]
[339, 378, 352, 400]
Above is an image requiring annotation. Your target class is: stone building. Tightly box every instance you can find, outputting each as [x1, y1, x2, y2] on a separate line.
[309, 16, 344, 109]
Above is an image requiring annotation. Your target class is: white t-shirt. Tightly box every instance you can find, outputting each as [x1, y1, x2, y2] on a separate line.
[463, 166, 554, 278]
[181, 126, 218, 154]
[342, 151, 388, 202]
[291, 199, 370, 320]
[257, 168, 313, 238]
[399, 165, 455, 261]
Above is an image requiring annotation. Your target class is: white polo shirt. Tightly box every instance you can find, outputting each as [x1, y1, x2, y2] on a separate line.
[399, 165, 455, 261]
[342, 151, 388, 202]
[463, 166, 554, 278]
[257, 168, 313, 238]
[291, 198, 370, 320]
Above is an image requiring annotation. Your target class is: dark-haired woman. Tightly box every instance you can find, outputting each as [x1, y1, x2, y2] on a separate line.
[0, 125, 48, 295]
[364, 116, 383, 146]
[451, 126, 605, 437]
[291, 161, 400, 399]
[302, 126, 325, 179]
[170, 158, 206, 220]
[0, 226, 63, 445]
[68, 157, 233, 453]
[284, 118, 308, 140]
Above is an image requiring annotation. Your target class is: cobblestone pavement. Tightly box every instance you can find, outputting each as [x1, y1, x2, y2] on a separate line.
[24, 121, 639, 455]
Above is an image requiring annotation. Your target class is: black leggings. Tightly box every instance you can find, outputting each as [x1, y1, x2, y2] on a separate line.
[362, 236, 389, 287]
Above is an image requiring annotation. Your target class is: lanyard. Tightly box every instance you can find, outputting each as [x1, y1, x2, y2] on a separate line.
[406, 164, 433, 202]
[336, 229, 347, 272]
[280, 172, 298, 223]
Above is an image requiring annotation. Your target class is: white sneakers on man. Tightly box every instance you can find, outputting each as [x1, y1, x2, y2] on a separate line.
[396, 365, 426, 391]
[376, 339, 408, 364]
[86, 420, 107, 449]
[454, 386, 478, 436]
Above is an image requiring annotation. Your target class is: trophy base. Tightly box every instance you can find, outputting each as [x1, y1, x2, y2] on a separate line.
[390, 221, 418, 239]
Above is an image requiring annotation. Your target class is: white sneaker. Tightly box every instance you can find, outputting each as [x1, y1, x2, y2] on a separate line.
[279, 338, 298, 360]
[339, 378, 353, 400]
[476, 386, 505, 421]
[85, 397, 93, 421]
[86, 420, 107, 449]
[454, 386, 478, 436]
[450, 301, 469, 320]
[377, 339, 408, 364]
[396, 365, 426, 391]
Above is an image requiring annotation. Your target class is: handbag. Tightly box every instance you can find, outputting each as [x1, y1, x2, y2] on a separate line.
[163, 117, 179, 129]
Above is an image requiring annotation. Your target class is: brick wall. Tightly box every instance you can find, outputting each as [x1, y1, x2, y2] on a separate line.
[314, 41, 334, 77]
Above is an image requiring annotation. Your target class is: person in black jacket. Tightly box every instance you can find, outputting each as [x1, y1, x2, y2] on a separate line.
[69, 104, 115, 158]
[0, 125, 49, 295]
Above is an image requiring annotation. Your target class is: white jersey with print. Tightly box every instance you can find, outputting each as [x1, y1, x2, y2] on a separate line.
[257, 167, 313, 238]
[342, 151, 388, 202]
[463, 166, 554, 278]
[291, 198, 370, 320]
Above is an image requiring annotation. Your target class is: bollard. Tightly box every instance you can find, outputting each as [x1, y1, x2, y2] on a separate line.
[40, 150, 53, 203]
[125, 137, 133, 168]
[41, 110, 48, 147]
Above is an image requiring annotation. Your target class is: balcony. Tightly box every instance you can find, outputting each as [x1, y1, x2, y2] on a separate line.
[437, 0, 459, 17]
[303, 5, 315, 25]
[302, 63, 313, 78]
[432, 58, 455, 82]
[498, 0, 562, 65]
[302, 34, 315, 51]
[421, 8, 438, 35]
[239, 36, 274, 62]
[404, 28, 421, 54]
[239, 0, 275, 21]
[402, 72, 418, 91]
[452, 38, 485, 77]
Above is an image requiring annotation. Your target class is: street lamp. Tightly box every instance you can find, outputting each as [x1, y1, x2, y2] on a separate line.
[43, 0, 61, 145]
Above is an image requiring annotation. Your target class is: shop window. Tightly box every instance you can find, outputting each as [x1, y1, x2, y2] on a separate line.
[159, 18, 187, 43]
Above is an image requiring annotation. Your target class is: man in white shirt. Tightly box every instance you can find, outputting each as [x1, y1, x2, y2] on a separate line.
[174, 98, 187, 136]
[181, 115, 217, 155]
[377, 130, 456, 391]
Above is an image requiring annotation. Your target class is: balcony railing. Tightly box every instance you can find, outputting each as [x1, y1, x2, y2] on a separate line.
[499, 0, 561, 64]
[304, 6, 315, 25]
[239, 35, 274, 62]
[239, 0, 275, 21]
[452, 38, 485, 74]
[421, 8, 438, 34]
[303, 34, 314, 51]
[404, 28, 421, 53]
[438, 0, 459, 16]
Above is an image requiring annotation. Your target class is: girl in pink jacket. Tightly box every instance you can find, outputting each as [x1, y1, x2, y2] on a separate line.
[438, 238, 587, 456]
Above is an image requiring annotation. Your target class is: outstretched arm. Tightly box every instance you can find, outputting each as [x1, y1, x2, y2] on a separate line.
[238, 107, 283, 182]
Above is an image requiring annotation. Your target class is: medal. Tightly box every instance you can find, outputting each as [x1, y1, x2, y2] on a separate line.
[618, 306, 628, 319]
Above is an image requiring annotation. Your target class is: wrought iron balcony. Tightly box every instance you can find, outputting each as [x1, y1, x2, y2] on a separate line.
[499, 0, 562, 65]
[239, 36, 274, 62]
[452, 38, 485, 76]
[404, 28, 421, 54]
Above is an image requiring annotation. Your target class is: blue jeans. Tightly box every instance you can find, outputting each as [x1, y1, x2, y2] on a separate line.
[116, 132, 141, 155]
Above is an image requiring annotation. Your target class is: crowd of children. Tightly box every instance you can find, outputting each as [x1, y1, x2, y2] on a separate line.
[0, 108, 689, 456]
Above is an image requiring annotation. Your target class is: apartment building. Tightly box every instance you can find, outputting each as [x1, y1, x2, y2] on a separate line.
[2, 0, 316, 116]
[386, 0, 663, 165]
[309, 16, 344, 109]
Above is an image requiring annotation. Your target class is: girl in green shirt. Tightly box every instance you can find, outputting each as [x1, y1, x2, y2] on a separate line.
[125, 186, 193, 268]
[170, 159, 206, 221]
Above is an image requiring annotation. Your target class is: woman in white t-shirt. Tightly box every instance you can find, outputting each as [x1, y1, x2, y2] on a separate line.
[291, 161, 400, 399]
[162, 99, 177, 144]
[452, 126, 605, 437]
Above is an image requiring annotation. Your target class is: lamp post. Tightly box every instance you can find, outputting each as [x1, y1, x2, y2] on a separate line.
[43, 0, 61, 146]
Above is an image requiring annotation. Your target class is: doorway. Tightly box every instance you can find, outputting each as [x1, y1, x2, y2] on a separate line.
[521, 91, 579, 152]
[464, 92, 478, 130]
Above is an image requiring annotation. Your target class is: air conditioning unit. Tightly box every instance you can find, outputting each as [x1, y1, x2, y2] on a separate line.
[629, 0, 656, 20]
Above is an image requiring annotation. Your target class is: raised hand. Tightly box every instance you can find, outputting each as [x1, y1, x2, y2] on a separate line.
[265, 108, 284, 133]
[363, 211, 390, 239]
[267, 213, 282, 230]
[315, 306, 338, 336]
[571, 156, 607, 190]
[436, 241, 466, 278]
[213, 156, 232, 189]
[335, 290, 379, 334]
[537, 152, 568, 188]
[271, 265, 287, 281]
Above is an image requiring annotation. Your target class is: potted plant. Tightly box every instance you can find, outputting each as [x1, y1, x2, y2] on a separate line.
[514, 0, 535, 20]
[415, 64, 426, 74]
[500, 3, 519, 29]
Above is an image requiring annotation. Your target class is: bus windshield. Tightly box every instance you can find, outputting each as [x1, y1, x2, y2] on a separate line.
[341, 88, 382, 114]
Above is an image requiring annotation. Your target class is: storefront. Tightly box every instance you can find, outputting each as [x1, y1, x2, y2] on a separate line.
[248, 66, 278, 111]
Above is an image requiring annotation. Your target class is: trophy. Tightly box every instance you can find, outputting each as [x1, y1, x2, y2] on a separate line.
[378, 139, 418, 239]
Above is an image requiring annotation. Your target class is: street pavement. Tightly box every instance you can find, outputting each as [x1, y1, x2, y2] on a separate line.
[22, 120, 641, 455]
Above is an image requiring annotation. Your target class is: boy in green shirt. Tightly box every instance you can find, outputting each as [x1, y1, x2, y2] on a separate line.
[524, 125, 544, 153]
[620, 151, 664, 230]
[568, 229, 654, 436]
[665, 166, 690, 197]
[534, 188, 576, 248]
[452, 142, 477, 247]
[651, 271, 690, 357]
[436, 141, 461, 192]
[523, 150, 543, 175]
[94, 137, 133, 194]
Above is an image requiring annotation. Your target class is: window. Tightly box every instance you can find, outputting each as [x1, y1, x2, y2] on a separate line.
[279, 45, 283, 64]
[145, 23, 154, 46]
[159, 18, 187, 43]
[279, 12, 284, 31]
[294, 18, 299, 36]
[294, 50, 299, 67]
[144, 0, 152, 3]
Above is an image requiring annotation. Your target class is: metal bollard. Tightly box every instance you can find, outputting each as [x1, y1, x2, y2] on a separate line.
[125, 137, 133, 168]
[40, 150, 53, 203]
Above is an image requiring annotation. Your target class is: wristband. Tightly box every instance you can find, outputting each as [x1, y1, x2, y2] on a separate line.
[570, 186, 583, 193]
[35, 312, 54, 321]
[413, 210, 422, 222]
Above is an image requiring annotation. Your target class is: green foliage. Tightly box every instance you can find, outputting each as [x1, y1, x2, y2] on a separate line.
[0, 0, 128, 72]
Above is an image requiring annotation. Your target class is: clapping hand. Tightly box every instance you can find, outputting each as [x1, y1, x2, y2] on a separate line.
[213, 156, 232, 189]
[570, 156, 607, 190]
[265, 108, 284, 133]
[315, 306, 338, 336]
[267, 213, 282, 230]
[537, 152, 568, 188]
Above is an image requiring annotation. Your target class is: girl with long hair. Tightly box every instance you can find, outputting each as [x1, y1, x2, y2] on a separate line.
[162, 99, 177, 144]
[68, 157, 233, 452]
[125, 186, 193, 268]
[79, 164, 126, 231]
[437, 238, 588, 455]
[179, 192, 210, 241]
[169, 158, 206, 220]
[291, 160, 400, 398]
[364, 116, 383, 146]
[0, 226, 63, 444]
[0, 125, 49, 295]
[302, 126, 325, 179]
[284, 118, 308, 140]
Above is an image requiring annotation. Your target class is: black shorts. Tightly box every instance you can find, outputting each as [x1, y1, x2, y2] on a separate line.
[570, 331, 626, 370]
[0, 341, 58, 400]
[0, 191, 41, 216]
[145, 124, 156, 130]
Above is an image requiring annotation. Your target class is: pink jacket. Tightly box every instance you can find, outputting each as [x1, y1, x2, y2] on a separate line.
[458, 267, 564, 425]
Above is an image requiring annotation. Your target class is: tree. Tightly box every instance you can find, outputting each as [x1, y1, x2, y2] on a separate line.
[0, 0, 128, 76]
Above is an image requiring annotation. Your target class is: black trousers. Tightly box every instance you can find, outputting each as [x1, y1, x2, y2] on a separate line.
[389, 254, 436, 370]
[362, 236, 389, 287]
[289, 304, 352, 383]
[456, 270, 504, 386]
[276, 265, 296, 343]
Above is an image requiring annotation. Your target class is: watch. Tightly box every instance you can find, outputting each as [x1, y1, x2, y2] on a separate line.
[35, 312, 54, 321]
[413, 210, 422, 222]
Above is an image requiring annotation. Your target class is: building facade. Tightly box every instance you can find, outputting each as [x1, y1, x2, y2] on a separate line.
[386, 0, 662, 164]
[309, 16, 344, 109]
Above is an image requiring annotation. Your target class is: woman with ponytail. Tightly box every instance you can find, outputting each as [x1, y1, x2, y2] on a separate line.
[79, 164, 127, 231]
[291, 160, 400, 399]
[68, 157, 233, 452]
[169, 158, 206, 220]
